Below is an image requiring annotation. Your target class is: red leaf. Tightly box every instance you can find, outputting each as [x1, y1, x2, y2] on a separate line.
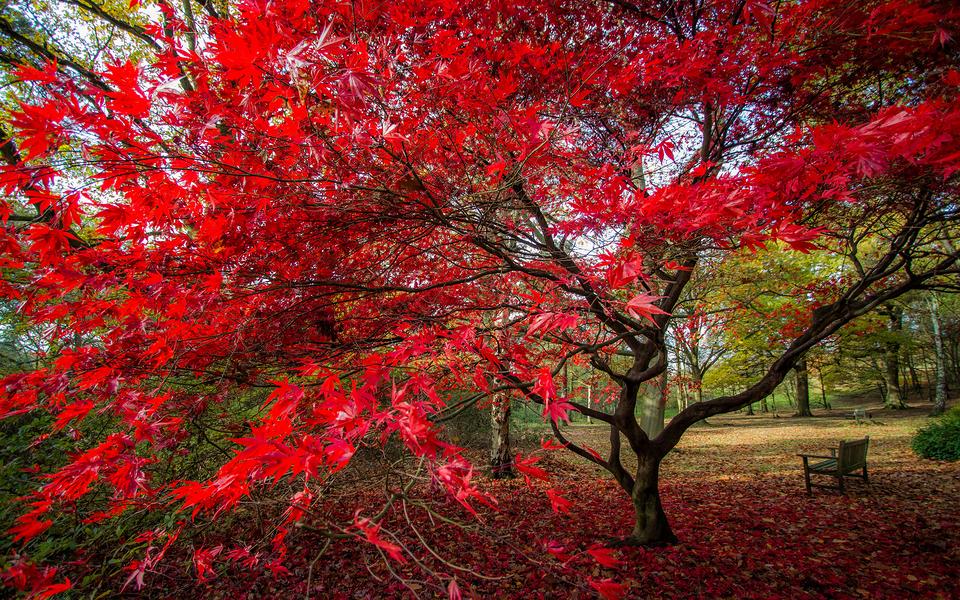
[53, 400, 95, 431]
[514, 453, 549, 485]
[354, 515, 407, 563]
[586, 544, 622, 568]
[546, 488, 571, 513]
[541, 437, 567, 451]
[625, 294, 670, 324]
[193, 545, 223, 582]
[35, 579, 72, 599]
[544, 539, 571, 562]
[14, 61, 59, 85]
[527, 312, 579, 337]
[542, 397, 574, 425]
[589, 578, 628, 600]
[532, 369, 557, 402]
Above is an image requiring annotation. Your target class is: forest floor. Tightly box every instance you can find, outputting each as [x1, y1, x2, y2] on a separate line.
[199, 400, 960, 599]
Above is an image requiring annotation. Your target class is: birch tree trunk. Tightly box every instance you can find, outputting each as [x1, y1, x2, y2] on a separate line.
[930, 293, 947, 417]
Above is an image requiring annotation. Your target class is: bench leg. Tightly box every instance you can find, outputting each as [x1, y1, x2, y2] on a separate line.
[802, 460, 812, 494]
[838, 474, 845, 493]
[862, 465, 868, 483]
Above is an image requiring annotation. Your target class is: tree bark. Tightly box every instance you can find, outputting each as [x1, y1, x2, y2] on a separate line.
[692, 369, 704, 405]
[947, 336, 960, 388]
[930, 294, 947, 417]
[883, 306, 907, 408]
[639, 352, 668, 437]
[626, 453, 676, 545]
[794, 358, 812, 417]
[490, 394, 514, 478]
[818, 366, 831, 409]
[905, 352, 922, 394]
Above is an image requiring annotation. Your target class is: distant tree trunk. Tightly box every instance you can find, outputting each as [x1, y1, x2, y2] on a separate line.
[817, 366, 831, 409]
[692, 369, 704, 404]
[746, 402, 755, 415]
[794, 358, 812, 417]
[760, 395, 769, 413]
[916, 344, 934, 399]
[639, 386, 665, 438]
[905, 353, 922, 394]
[883, 306, 907, 408]
[943, 332, 959, 388]
[639, 351, 668, 437]
[784, 379, 795, 408]
[947, 336, 960, 387]
[676, 370, 688, 412]
[586, 386, 593, 424]
[490, 394, 513, 478]
[930, 294, 947, 417]
[491, 305, 514, 477]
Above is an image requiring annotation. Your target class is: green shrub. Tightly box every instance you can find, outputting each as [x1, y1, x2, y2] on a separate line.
[912, 406, 960, 461]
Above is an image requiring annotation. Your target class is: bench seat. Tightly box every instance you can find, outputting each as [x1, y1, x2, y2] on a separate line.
[808, 458, 838, 472]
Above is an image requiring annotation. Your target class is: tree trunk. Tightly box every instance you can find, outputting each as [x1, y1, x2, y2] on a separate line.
[817, 364, 831, 409]
[794, 358, 812, 417]
[490, 394, 513, 478]
[918, 344, 934, 399]
[586, 386, 593, 424]
[639, 358, 668, 438]
[948, 337, 960, 387]
[930, 294, 947, 417]
[627, 453, 676, 545]
[759, 396, 768, 413]
[883, 307, 907, 409]
[692, 369, 703, 404]
[905, 353, 922, 394]
[943, 333, 959, 388]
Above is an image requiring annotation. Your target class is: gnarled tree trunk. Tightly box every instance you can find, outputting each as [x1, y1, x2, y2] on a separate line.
[628, 453, 676, 545]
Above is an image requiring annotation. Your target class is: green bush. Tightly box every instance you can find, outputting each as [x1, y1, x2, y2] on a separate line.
[912, 406, 960, 461]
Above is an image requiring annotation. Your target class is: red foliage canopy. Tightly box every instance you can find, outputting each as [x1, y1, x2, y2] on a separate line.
[1, 0, 958, 595]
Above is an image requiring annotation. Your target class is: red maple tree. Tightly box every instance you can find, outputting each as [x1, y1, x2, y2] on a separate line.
[1, 0, 959, 595]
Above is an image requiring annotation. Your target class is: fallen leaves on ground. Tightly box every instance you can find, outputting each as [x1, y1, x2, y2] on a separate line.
[131, 411, 960, 599]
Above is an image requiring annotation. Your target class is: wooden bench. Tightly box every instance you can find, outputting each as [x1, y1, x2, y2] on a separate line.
[799, 437, 870, 494]
[846, 408, 873, 424]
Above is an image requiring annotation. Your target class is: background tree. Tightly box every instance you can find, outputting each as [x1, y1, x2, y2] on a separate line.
[930, 293, 948, 415]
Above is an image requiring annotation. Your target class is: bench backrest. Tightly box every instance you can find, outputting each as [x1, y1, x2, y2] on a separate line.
[838, 437, 869, 471]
